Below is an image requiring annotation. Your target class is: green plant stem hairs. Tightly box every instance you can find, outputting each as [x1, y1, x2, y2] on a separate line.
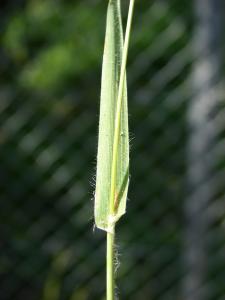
[95, 0, 135, 299]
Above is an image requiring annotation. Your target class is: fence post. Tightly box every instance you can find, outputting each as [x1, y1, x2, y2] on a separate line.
[183, 1, 224, 300]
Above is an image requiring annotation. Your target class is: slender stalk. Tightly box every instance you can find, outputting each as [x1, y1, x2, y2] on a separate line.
[107, 1, 135, 299]
[107, 230, 115, 300]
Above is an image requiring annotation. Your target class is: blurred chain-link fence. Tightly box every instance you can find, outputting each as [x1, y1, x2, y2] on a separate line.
[1, 0, 225, 299]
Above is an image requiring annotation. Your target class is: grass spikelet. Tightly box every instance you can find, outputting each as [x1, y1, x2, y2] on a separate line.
[94, 0, 135, 299]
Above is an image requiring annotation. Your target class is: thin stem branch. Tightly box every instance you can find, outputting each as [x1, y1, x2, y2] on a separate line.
[107, 230, 115, 300]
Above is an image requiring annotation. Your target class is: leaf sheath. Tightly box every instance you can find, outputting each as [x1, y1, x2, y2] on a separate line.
[95, 0, 129, 232]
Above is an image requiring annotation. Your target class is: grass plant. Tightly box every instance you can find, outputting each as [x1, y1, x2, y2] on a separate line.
[94, 0, 135, 299]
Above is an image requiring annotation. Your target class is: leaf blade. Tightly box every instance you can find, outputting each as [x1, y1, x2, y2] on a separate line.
[95, 0, 129, 232]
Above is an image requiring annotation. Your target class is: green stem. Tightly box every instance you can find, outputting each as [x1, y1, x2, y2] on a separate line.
[107, 230, 115, 300]
[107, 1, 135, 300]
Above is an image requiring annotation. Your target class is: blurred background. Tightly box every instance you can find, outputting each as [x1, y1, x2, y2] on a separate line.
[0, 0, 225, 299]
